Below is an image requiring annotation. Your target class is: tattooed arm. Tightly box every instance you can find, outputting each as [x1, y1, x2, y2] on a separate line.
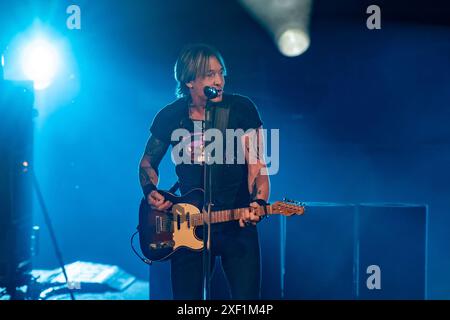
[240, 127, 270, 227]
[139, 135, 172, 210]
[243, 127, 270, 201]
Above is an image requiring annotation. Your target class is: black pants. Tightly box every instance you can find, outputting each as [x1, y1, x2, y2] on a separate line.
[170, 222, 261, 300]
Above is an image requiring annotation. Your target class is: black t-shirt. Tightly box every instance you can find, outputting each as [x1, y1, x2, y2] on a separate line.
[149, 93, 262, 210]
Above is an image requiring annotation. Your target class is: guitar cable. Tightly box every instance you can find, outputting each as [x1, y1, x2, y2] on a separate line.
[132, 183, 181, 265]
[130, 230, 153, 265]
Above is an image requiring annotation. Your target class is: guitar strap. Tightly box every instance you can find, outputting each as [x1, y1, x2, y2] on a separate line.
[209, 101, 230, 198]
[213, 104, 230, 142]
[169, 100, 230, 196]
[168, 181, 180, 194]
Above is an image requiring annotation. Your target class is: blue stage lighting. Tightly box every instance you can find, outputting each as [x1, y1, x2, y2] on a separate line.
[20, 38, 60, 90]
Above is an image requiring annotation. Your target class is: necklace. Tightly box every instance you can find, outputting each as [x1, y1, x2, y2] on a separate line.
[189, 105, 205, 121]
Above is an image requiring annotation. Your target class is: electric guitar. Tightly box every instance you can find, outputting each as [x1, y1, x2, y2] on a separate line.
[138, 188, 305, 262]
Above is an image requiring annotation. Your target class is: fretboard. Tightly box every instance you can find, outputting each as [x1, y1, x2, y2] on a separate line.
[191, 205, 273, 227]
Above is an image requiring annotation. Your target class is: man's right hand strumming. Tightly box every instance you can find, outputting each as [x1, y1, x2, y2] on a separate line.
[148, 190, 173, 211]
[139, 135, 171, 210]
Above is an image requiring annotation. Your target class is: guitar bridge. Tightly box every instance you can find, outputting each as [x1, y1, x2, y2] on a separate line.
[149, 240, 175, 250]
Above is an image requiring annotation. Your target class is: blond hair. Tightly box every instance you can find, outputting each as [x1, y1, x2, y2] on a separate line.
[174, 44, 227, 98]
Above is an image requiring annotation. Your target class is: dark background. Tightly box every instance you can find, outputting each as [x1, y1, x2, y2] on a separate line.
[0, 0, 449, 299]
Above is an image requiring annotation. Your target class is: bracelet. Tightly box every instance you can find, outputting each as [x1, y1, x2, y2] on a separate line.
[142, 183, 157, 199]
[252, 198, 268, 206]
[252, 198, 268, 216]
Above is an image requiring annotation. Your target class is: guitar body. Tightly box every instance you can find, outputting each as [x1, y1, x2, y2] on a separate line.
[138, 188, 305, 262]
[138, 189, 205, 262]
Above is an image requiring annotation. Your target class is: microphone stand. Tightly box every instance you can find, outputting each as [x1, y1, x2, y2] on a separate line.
[202, 88, 217, 300]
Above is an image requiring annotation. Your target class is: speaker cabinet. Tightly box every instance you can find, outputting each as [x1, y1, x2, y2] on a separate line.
[284, 204, 356, 299]
[357, 204, 427, 299]
[283, 203, 427, 299]
[149, 261, 172, 300]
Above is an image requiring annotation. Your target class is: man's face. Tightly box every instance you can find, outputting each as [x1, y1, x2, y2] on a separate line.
[187, 56, 225, 103]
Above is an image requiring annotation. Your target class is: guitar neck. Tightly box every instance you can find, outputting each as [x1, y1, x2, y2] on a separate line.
[191, 205, 273, 227]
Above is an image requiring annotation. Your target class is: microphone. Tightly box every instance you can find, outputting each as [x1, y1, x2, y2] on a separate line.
[203, 86, 219, 100]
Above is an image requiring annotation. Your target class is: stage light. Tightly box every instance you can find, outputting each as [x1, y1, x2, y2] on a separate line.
[3, 24, 79, 120]
[278, 28, 310, 57]
[239, 0, 313, 57]
[20, 38, 60, 90]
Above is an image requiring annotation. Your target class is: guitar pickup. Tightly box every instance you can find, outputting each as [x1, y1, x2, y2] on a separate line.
[155, 216, 163, 234]
[186, 212, 190, 229]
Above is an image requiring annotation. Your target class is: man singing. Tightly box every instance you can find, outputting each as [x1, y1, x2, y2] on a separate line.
[139, 43, 269, 299]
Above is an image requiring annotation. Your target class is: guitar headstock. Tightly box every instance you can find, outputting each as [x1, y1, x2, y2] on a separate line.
[271, 198, 305, 216]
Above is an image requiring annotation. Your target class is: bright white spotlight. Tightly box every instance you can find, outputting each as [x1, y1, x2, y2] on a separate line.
[278, 28, 310, 57]
[239, 0, 313, 57]
[20, 38, 60, 90]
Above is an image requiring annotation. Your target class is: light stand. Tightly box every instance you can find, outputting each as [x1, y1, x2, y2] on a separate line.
[0, 78, 74, 299]
[31, 168, 75, 300]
